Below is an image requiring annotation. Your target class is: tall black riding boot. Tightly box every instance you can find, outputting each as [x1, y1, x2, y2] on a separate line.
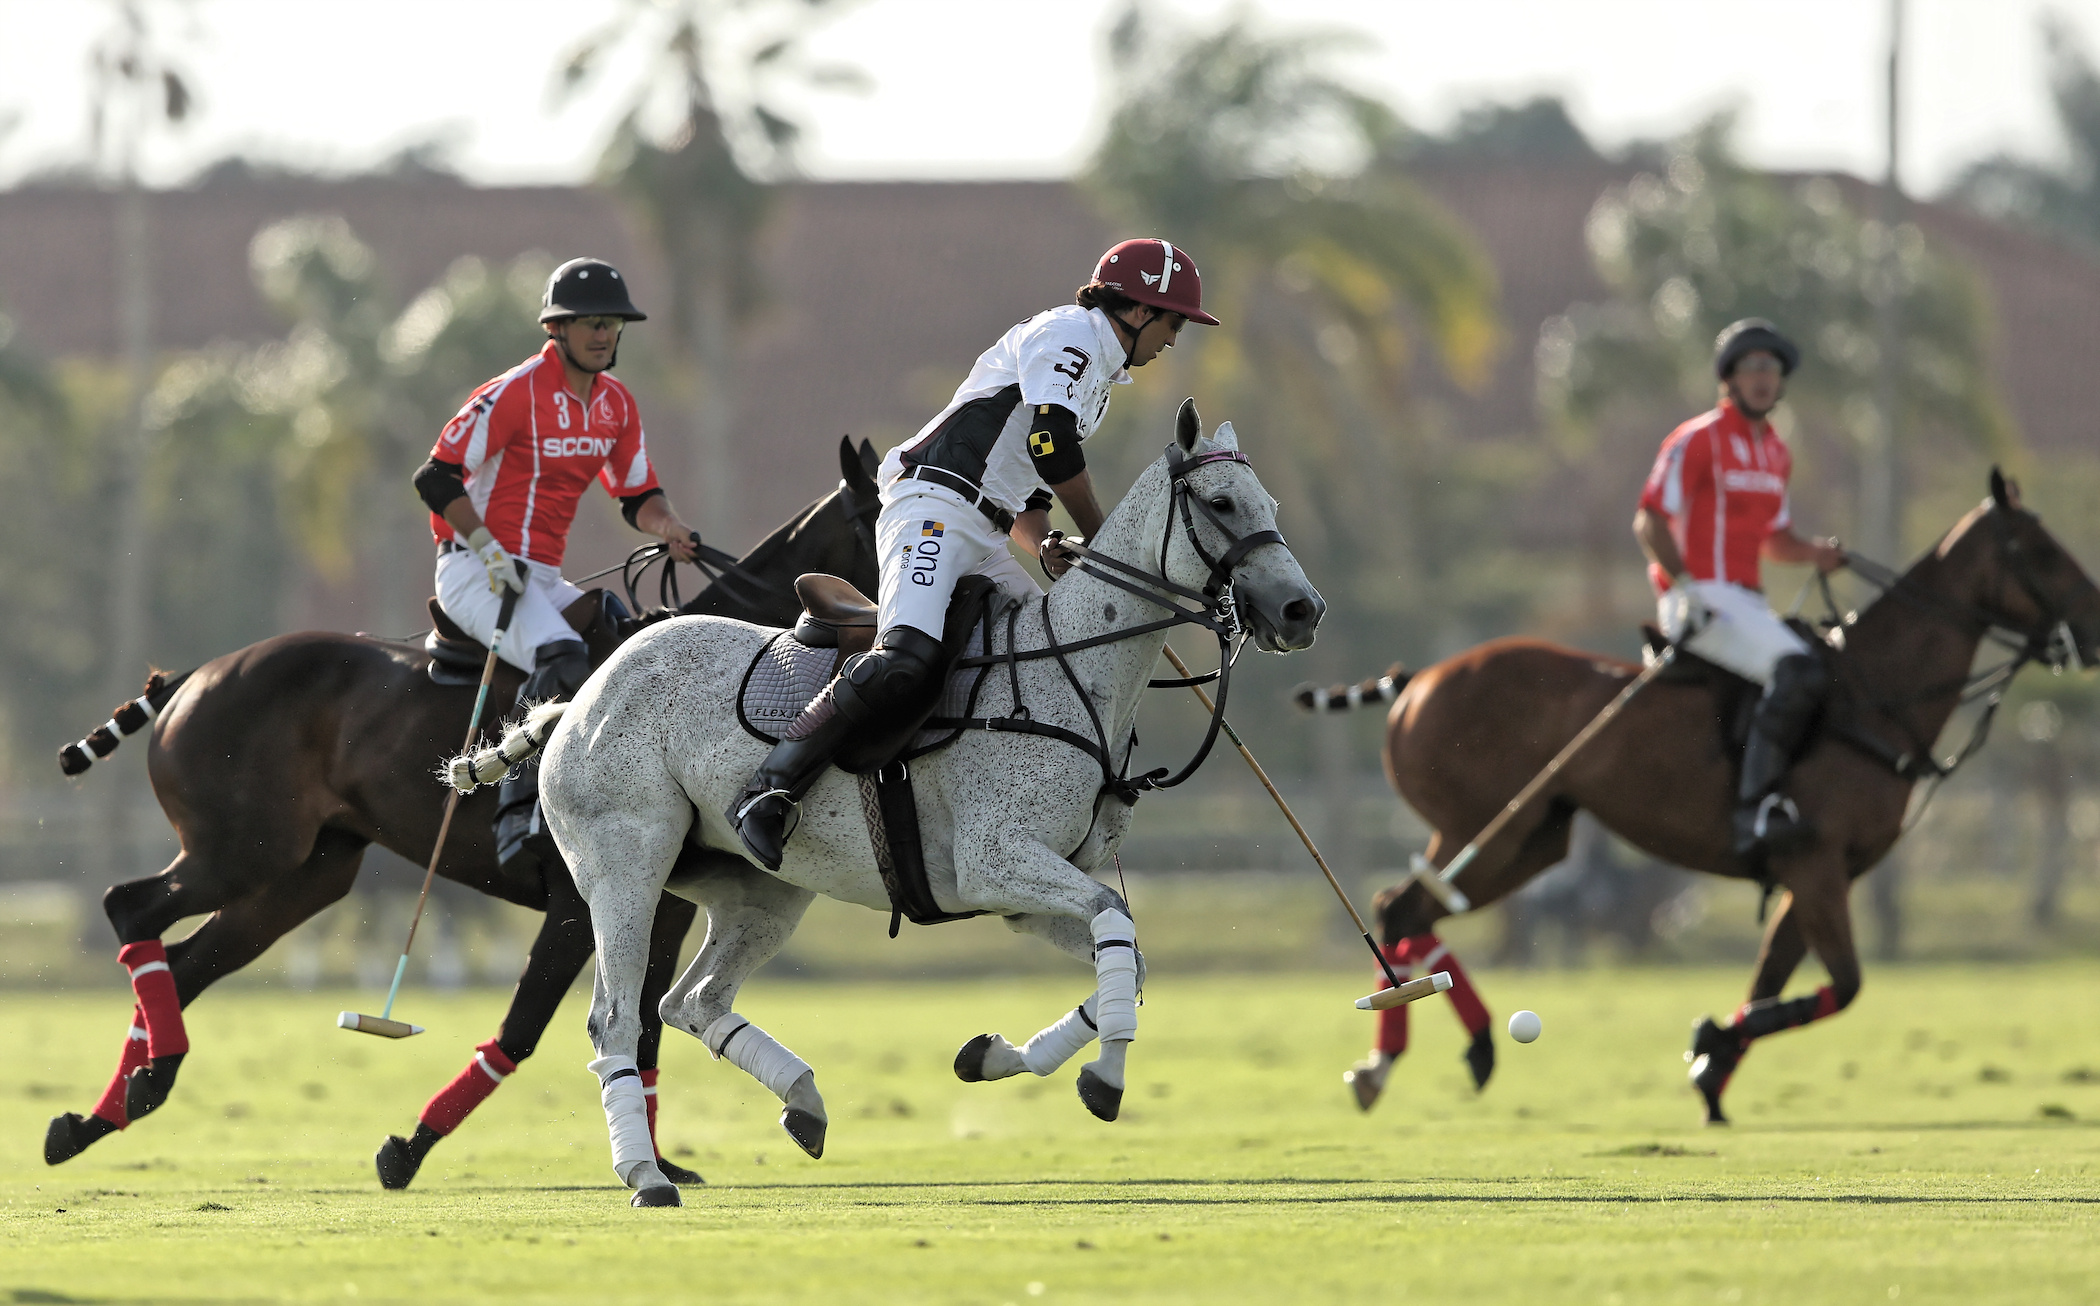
[1732, 652, 1828, 858]
[494, 638, 590, 876]
[729, 626, 944, 872]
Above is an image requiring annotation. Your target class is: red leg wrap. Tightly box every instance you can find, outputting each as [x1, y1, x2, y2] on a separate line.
[119, 940, 187, 1059]
[1375, 943, 1413, 1055]
[90, 1005, 151, 1127]
[1409, 934, 1490, 1036]
[642, 1068, 661, 1151]
[417, 1038, 517, 1137]
[1812, 985, 1839, 1020]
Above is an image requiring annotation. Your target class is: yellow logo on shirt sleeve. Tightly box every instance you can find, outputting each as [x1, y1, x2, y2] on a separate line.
[1029, 430, 1056, 457]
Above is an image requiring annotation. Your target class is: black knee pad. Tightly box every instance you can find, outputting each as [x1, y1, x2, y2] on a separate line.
[518, 639, 590, 706]
[1758, 653, 1827, 744]
[835, 626, 944, 720]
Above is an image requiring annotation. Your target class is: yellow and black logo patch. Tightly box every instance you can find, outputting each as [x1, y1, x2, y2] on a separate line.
[1029, 430, 1056, 457]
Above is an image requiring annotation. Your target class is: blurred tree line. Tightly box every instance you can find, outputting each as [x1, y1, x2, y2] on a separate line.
[3, 0, 2092, 848]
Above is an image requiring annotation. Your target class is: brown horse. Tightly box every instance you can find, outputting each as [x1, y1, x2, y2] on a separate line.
[44, 438, 881, 1183]
[1310, 472, 2100, 1122]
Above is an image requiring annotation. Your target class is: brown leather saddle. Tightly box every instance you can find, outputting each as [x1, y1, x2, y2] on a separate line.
[423, 590, 630, 686]
[1639, 619, 1834, 766]
[789, 573, 878, 658]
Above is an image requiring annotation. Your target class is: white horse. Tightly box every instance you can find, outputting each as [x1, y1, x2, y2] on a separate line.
[478, 401, 1323, 1207]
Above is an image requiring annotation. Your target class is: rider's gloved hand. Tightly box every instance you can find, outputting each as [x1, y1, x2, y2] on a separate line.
[1669, 574, 1714, 637]
[1040, 531, 1085, 581]
[468, 526, 527, 597]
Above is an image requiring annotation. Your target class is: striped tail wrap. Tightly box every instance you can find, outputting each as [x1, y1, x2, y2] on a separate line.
[1292, 663, 1409, 713]
[59, 670, 193, 777]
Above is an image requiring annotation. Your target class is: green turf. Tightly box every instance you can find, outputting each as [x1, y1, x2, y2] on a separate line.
[4, 964, 2099, 1304]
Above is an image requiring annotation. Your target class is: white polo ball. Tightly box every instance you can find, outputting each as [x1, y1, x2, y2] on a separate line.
[1508, 1010, 1542, 1044]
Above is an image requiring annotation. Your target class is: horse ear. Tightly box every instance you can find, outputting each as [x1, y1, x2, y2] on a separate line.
[1212, 420, 1239, 450]
[1175, 397, 1201, 451]
[1989, 465, 2019, 510]
[857, 437, 879, 479]
[840, 435, 875, 494]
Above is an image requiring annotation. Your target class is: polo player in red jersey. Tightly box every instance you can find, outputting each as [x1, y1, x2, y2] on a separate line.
[411, 257, 701, 876]
[1633, 318, 1846, 857]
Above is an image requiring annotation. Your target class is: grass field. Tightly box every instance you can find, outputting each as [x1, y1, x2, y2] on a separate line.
[5, 964, 2100, 1304]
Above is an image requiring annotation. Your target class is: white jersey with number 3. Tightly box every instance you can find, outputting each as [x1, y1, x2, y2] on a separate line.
[878, 305, 1132, 516]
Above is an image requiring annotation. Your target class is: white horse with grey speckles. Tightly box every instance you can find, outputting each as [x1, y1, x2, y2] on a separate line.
[481, 401, 1323, 1207]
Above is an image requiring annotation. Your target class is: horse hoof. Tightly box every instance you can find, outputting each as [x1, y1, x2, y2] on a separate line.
[123, 1053, 184, 1123]
[781, 1107, 826, 1159]
[954, 1034, 998, 1083]
[45, 1112, 117, 1166]
[375, 1135, 421, 1190]
[1076, 1067, 1122, 1122]
[1464, 1028, 1495, 1092]
[1342, 1063, 1384, 1112]
[1686, 1017, 1745, 1125]
[631, 1185, 682, 1208]
[654, 1155, 706, 1186]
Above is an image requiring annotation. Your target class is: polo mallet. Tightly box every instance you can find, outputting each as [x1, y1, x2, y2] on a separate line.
[339, 585, 522, 1039]
[1407, 643, 1680, 916]
[1158, 644, 1447, 1013]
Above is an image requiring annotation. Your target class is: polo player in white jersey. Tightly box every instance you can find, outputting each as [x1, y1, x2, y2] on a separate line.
[727, 239, 1219, 871]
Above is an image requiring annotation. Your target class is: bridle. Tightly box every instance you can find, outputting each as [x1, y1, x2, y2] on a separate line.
[1819, 505, 2087, 813]
[929, 443, 1290, 805]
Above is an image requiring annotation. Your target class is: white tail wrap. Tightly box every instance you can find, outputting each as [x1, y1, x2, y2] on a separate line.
[701, 1013, 812, 1101]
[589, 1055, 656, 1186]
[450, 702, 570, 793]
[1090, 908, 1139, 1044]
[1021, 996, 1099, 1075]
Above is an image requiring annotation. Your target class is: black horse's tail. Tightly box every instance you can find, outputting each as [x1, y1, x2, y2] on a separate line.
[58, 668, 194, 776]
[1292, 663, 1410, 713]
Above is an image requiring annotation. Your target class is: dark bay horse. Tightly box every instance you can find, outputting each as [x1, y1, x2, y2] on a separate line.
[45, 438, 881, 1183]
[1310, 472, 2100, 1122]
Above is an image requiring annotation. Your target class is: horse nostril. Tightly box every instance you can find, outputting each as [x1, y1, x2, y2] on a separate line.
[1282, 599, 1313, 625]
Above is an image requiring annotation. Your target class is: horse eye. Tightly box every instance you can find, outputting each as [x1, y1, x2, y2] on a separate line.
[1208, 496, 1233, 513]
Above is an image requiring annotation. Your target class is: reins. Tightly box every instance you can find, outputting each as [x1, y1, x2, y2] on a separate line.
[1815, 516, 2071, 824]
[929, 445, 1283, 807]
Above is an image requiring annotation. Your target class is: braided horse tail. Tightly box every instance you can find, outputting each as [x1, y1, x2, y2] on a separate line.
[1292, 663, 1410, 714]
[447, 701, 570, 793]
[58, 670, 195, 777]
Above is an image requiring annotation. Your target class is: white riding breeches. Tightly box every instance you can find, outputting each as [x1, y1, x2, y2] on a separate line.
[435, 548, 586, 673]
[874, 485, 1041, 639]
[1657, 579, 1810, 686]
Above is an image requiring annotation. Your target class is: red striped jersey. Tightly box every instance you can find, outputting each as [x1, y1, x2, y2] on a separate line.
[427, 340, 660, 567]
[1638, 400, 1793, 594]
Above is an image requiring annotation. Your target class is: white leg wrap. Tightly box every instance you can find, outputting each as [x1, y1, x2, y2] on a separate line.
[588, 1055, 656, 1186]
[701, 1013, 813, 1102]
[1090, 908, 1139, 1044]
[1021, 997, 1099, 1076]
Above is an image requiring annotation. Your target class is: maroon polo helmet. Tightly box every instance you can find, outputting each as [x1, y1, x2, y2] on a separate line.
[1091, 239, 1220, 326]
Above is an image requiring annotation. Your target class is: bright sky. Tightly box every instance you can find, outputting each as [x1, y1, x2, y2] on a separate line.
[2, 0, 2095, 196]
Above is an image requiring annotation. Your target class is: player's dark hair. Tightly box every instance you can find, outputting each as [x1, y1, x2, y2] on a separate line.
[1076, 282, 1139, 315]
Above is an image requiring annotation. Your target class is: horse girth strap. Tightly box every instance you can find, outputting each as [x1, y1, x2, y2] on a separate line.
[855, 766, 986, 936]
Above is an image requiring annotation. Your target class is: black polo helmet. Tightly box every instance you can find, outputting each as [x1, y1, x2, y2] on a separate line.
[1713, 317, 1799, 379]
[539, 257, 647, 323]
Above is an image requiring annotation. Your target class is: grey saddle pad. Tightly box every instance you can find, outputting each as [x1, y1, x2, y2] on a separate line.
[736, 621, 994, 748]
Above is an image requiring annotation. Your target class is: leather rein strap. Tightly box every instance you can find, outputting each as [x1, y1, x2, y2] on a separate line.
[930, 445, 1285, 806]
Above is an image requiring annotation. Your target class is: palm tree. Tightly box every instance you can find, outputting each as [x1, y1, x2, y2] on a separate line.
[553, 0, 864, 539]
[1949, 16, 2100, 257]
[1084, 3, 1502, 647]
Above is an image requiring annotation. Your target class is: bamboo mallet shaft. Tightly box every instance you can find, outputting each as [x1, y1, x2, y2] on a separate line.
[1159, 643, 1403, 993]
